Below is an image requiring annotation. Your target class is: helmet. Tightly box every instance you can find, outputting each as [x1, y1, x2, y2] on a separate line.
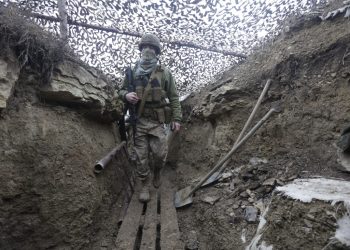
[138, 34, 161, 54]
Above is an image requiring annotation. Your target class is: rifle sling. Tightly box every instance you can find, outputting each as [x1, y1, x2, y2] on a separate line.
[137, 69, 158, 118]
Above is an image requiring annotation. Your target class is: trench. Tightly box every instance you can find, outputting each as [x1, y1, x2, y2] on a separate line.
[115, 169, 182, 250]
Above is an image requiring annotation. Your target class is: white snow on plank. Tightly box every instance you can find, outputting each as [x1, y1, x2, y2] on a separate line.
[276, 178, 350, 203]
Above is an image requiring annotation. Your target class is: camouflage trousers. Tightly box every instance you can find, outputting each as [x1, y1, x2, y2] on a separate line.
[133, 117, 168, 179]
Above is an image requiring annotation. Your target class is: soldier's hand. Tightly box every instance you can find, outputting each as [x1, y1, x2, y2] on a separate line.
[125, 92, 139, 104]
[171, 121, 181, 132]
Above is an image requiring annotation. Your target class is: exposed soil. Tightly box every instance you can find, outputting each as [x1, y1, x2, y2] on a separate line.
[172, 4, 350, 249]
[262, 196, 347, 250]
[0, 68, 130, 249]
[1, 1, 350, 250]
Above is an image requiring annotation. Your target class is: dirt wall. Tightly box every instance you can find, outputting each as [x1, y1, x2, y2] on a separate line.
[174, 7, 350, 250]
[0, 60, 125, 249]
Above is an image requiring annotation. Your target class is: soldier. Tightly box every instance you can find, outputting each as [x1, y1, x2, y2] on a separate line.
[119, 34, 182, 203]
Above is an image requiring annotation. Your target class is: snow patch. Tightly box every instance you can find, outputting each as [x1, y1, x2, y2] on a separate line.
[276, 178, 350, 203]
[277, 178, 350, 247]
[246, 204, 273, 250]
[179, 93, 191, 102]
[259, 241, 273, 250]
[334, 213, 350, 246]
[241, 228, 247, 243]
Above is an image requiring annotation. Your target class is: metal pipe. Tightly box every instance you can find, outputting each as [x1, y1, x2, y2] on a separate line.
[94, 141, 126, 174]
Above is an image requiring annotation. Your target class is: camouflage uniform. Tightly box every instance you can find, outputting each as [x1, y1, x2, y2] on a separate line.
[119, 34, 181, 202]
[119, 66, 182, 180]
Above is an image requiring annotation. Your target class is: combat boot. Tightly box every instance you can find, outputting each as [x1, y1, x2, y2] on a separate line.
[153, 167, 161, 188]
[139, 177, 150, 203]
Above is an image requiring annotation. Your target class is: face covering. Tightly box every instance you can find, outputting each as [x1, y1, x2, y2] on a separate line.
[135, 47, 158, 77]
[141, 47, 157, 60]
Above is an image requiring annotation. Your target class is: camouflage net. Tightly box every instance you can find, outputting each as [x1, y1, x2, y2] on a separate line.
[0, 0, 327, 95]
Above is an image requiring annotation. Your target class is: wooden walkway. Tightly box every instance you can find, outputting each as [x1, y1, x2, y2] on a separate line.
[114, 173, 183, 250]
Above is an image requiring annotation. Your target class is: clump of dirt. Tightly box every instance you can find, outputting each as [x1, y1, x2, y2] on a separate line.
[174, 1, 350, 249]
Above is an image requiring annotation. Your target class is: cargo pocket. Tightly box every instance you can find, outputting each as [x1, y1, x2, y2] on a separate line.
[146, 92, 152, 102]
[152, 87, 163, 102]
[155, 108, 165, 123]
[135, 86, 144, 99]
[164, 106, 172, 124]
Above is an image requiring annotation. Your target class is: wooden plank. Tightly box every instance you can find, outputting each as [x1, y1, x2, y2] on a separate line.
[160, 175, 183, 250]
[140, 187, 158, 250]
[115, 183, 143, 250]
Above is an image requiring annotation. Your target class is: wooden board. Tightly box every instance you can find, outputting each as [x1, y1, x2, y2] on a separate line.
[160, 176, 183, 250]
[140, 187, 158, 250]
[115, 183, 143, 250]
[114, 169, 184, 250]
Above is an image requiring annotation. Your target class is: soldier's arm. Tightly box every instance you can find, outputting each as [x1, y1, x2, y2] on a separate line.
[164, 68, 182, 122]
[118, 77, 129, 102]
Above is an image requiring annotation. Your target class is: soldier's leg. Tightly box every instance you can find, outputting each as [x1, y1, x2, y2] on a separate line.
[149, 124, 168, 188]
[134, 128, 150, 179]
[134, 124, 151, 202]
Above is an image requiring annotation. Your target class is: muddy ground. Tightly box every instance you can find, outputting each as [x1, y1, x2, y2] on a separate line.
[171, 3, 350, 249]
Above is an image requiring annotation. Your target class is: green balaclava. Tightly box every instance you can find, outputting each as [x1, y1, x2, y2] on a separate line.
[135, 47, 158, 77]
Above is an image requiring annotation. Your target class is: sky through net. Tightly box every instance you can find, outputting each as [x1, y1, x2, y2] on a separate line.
[0, 0, 327, 95]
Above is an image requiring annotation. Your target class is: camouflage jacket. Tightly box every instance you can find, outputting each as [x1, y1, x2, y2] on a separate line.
[118, 65, 182, 122]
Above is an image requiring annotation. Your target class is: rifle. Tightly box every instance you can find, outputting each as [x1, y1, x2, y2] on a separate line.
[125, 67, 138, 144]
[117, 67, 137, 143]
[118, 115, 127, 142]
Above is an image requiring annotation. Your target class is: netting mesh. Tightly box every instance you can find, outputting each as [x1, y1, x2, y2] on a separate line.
[0, 0, 327, 94]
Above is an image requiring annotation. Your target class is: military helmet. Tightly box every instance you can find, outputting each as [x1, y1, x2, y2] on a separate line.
[138, 34, 161, 54]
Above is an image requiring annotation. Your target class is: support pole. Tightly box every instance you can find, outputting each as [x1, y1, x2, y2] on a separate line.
[57, 0, 68, 42]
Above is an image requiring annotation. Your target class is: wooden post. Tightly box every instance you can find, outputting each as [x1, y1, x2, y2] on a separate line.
[58, 0, 68, 42]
